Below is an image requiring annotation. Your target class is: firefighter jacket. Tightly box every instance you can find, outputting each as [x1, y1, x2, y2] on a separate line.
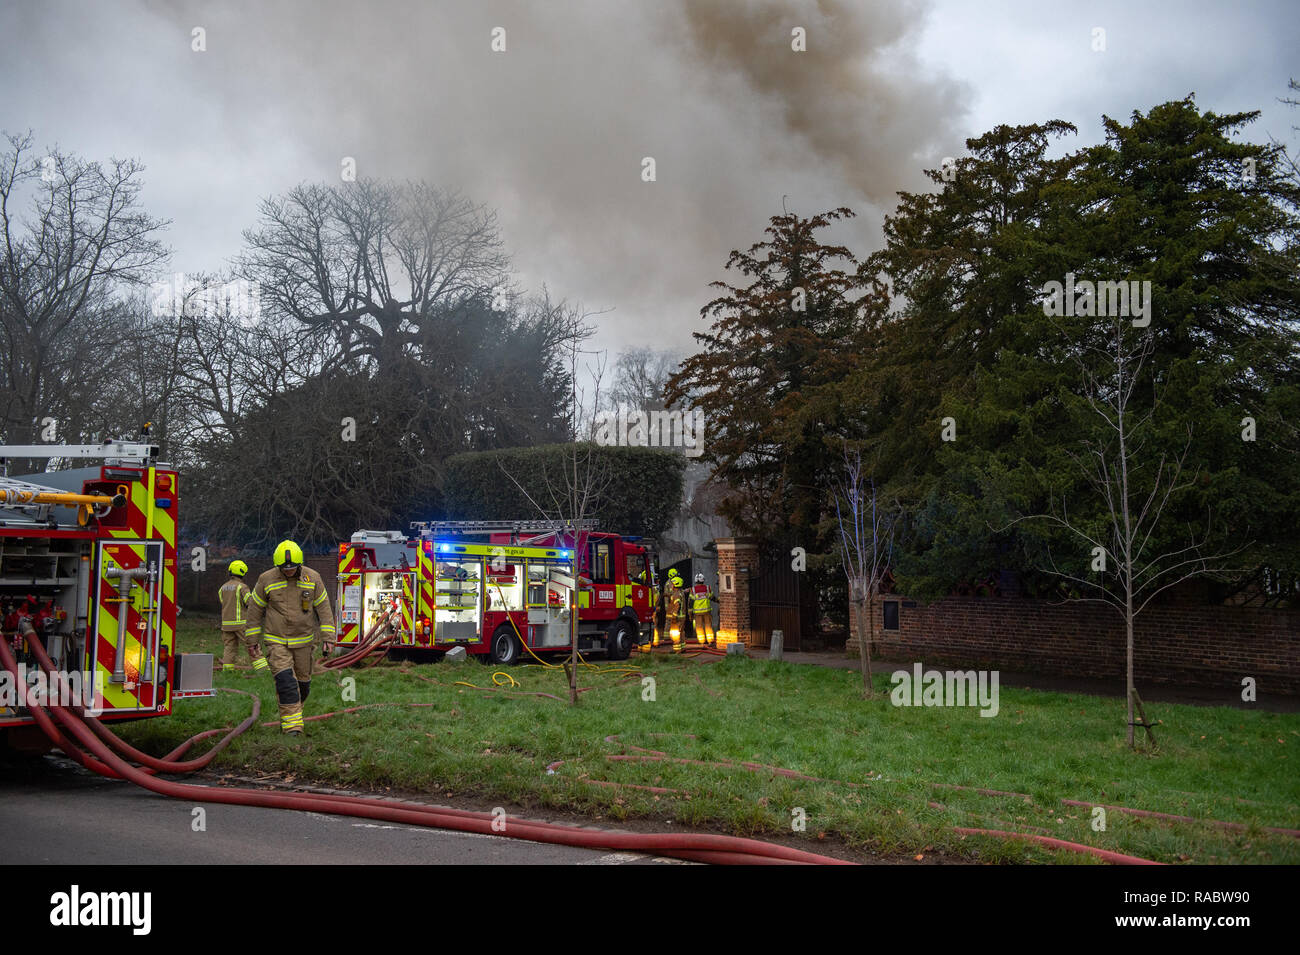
[218, 577, 251, 632]
[665, 584, 685, 619]
[690, 582, 715, 615]
[245, 566, 337, 648]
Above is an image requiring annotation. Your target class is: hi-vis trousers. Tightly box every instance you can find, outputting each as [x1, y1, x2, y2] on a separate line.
[265, 642, 314, 733]
[692, 612, 716, 646]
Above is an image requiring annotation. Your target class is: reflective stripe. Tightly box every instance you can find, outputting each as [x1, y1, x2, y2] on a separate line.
[265, 633, 315, 646]
[266, 581, 287, 592]
[252, 658, 269, 670]
[251, 592, 268, 607]
[313, 591, 328, 606]
[320, 624, 336, 635]
[246, 627, 262, 638]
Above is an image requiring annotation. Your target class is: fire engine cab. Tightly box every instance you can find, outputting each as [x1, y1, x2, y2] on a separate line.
[335, 521, 658, 664]
[0, 439, 211, 754]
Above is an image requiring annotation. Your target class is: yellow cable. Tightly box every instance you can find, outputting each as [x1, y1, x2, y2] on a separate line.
[489, 578, 641, 676]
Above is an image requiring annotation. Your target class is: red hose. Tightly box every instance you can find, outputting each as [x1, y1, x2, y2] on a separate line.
[321, 609, 399, 670]
[1059, 799, 1300, 839]
[27, 635, 260, 774]
[954, 827, 1164, 865]
[0, 639, 851, 865]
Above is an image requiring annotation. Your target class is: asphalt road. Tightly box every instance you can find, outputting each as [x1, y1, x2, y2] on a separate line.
[0, 758, 677, 865]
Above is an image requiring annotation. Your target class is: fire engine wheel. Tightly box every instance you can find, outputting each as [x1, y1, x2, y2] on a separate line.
[489, 626, 521, 666]
[606, 619, 635, 661]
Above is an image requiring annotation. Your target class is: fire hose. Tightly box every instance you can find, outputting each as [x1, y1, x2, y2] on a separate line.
[320, 607, 399, 670]
[20, 630, 1276, 864]
[1, 635, 852, 865]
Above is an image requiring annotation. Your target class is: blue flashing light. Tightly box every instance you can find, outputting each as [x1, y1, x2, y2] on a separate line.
[439, 543, 449, 552]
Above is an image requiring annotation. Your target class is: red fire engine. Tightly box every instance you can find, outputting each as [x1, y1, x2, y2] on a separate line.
[335, 521, 658, 664]
[0, 439, 211, 754]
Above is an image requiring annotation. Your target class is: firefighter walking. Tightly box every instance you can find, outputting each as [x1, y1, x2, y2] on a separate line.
[244, 540, 336, 736]
[690, 573, 717, 647]
[218, 560, 268, 674]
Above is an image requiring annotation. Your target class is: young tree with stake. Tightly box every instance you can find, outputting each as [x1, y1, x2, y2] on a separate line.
[1025, 315, 1243, 748]
[833, 446, 898, 700]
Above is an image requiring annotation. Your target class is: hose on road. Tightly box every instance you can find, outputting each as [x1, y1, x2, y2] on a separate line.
[2, 635, 851, 865]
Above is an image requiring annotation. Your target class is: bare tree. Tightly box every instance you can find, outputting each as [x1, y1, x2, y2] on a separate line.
[833, 445, 898, 699]
[238, 179, 509, 376]
[497, 315, 613, 703]
[604, 347, 684, 415]
[1273, 78, 1300, 189]
[0, 133, 168, 457]
[1026, 316, 1243, 748]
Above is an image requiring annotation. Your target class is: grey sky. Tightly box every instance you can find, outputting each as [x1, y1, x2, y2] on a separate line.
[2, 0, 1295, 359]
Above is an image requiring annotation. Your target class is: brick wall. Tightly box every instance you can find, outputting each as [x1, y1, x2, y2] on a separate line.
[848, 594, 1300, 696]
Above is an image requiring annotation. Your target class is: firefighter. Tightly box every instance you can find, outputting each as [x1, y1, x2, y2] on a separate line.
[244, 540, 336, 736]
[218, 560, 268, 674]
[690, 572, 718, 647]
[664, 569, 686, 651]
[650, 570, 668, 647]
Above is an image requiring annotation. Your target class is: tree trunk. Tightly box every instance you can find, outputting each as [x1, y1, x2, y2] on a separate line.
[854, 585, 873, 699]
[569, 575, 579, 705]
[1126, 599, 1135, 749]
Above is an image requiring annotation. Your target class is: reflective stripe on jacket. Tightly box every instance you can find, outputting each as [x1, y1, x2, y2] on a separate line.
[245, 565, 337, 647]
[218, 577, 251, 630]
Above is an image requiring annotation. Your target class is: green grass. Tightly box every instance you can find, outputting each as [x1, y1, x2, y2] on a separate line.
[116, 616, 1300, 864]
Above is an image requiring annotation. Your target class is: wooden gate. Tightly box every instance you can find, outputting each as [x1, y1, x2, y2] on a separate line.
[747, 547, 811, 650]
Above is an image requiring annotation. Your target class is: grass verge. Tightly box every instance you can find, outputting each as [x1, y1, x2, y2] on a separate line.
[113, 616, 1300, 864]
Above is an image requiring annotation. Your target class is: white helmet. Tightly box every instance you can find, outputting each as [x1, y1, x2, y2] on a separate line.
[695, 573, 705, 584]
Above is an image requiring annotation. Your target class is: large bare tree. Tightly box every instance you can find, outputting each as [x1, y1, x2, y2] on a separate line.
[239, 179, 509, 376]
[0, 133, 168, 457]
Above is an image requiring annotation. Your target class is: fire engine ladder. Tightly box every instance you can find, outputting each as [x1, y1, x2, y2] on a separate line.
[0, 474, 128, 526]
[0, 440, 159, 472]
[410, 519, 600, 541]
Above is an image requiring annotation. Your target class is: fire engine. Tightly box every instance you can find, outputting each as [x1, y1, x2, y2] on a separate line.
[0, 439, 211, 754]
[335, 521, 658, 664]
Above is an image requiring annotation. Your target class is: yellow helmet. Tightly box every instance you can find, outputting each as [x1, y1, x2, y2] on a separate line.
[229, 559, 248, 578]
[273, 540, 304, 568]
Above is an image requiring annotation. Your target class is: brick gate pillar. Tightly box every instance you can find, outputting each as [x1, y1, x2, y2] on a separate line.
[714, 538, 758, 646]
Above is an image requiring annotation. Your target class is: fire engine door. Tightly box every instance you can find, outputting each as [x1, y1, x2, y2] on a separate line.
[90, 540, 164, 712]
[625, 552, 650, 613]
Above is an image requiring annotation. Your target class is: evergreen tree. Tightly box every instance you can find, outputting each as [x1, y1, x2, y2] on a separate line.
[666, 208, 868, 549]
